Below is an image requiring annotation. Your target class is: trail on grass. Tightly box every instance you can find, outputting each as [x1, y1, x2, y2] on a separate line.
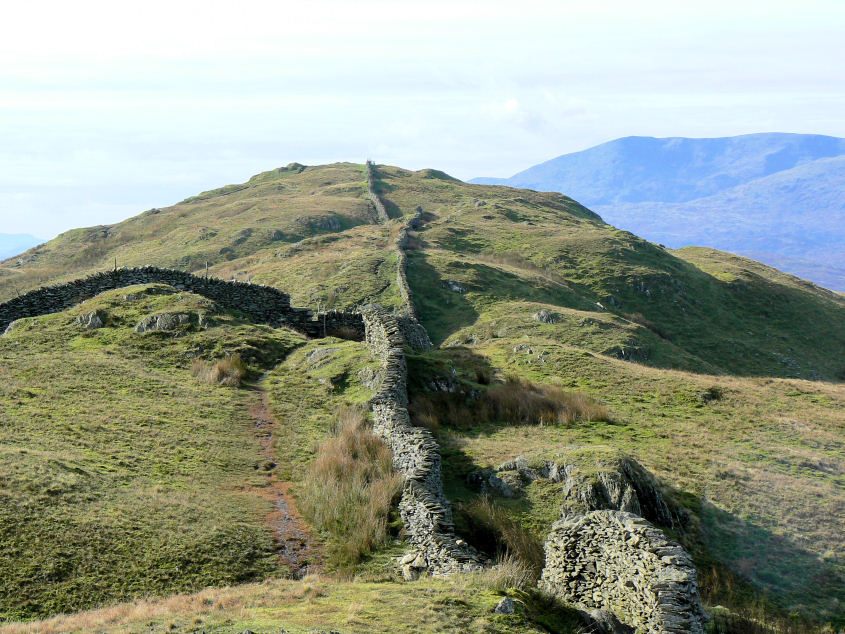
[247, 376, 322, 577]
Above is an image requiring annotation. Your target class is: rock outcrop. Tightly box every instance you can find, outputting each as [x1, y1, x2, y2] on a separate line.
[476, 448, 683, 529]
[135, 312, 193, 333]
[75, 310, 106, 330]
[541, 511, 706, 634]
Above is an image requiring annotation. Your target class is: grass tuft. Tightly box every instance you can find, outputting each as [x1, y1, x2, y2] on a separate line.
[298, 406, 402, 576]
[458, 496, 545, 580]
[411, 375, 612, 431]
[191, 354, 247, 387]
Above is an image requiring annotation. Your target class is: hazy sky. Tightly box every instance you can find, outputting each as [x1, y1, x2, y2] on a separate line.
[2, 0, 844, 238]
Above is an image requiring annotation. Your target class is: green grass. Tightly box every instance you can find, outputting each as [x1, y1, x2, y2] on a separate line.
[405, 343, 844, 626]
[0, 575, 584, 633]
[264, 337, 380, 482]
[0, 286, 307, 619]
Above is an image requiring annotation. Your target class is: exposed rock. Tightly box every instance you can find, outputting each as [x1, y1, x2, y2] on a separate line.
[75, 311, 106, 330]
[541, 511, 706, 634]
[307, 347, 339, 366]
[135, 312, 192, 333]
[357, 366, 384, 392]
[532, 309, 560, 324]
[493, 596, 515, 614]
[443, 280, 466, 293]
[3, 319, 21, 335]
[477, 448, 683, 529]
[583, 608, 635, 634]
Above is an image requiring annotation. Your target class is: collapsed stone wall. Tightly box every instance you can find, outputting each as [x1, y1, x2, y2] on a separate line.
[541, 510, 706, 634]
[0, 267, 365, 341]
[361, 306, 480, 578]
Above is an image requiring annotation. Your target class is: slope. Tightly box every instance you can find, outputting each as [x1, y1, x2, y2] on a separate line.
[3, 162, 844, 378]
[593, 155, 845, 290]
[0, 285, 307, 619]
[470, 133, 845, 290]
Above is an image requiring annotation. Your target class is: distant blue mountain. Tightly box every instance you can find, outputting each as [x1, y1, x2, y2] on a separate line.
[471, 133, 845, 291]
[0, 234, 43, 260]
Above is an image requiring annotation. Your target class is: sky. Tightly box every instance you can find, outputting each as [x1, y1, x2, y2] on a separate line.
[1, 0, 844, 238]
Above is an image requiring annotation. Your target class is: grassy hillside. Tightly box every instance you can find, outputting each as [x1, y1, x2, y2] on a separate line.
[470, 134, 845, 291]
[5, 162, 842, 379]
[406, 344, 844, 624]
[1, 162, 843, 630]
[0, 163, 403, 312]
[0, 286, 308, 619]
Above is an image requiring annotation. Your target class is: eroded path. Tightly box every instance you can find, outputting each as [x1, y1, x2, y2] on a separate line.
[247, 378, 323, 577]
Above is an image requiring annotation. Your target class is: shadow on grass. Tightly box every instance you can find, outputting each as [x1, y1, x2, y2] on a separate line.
[404, 252, 480, 346]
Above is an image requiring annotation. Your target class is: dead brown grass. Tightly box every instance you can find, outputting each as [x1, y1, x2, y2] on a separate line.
[298, 406, 402, 576]
[190, 354, 247, 387]
[411, 375, 611, 432]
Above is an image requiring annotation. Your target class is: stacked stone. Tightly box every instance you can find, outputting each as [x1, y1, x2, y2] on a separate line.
[0, 267, 290, 333]
[365, 160, 390, 224]
[365, 162, 432, 351]
[540, 511, 706, 633]
[361, 306, 480, 579]
[393, 207, 433, 351]
[0, 267, 366, 341]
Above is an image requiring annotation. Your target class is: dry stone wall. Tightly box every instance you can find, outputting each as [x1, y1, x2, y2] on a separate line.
[365, 160, 390, 224]
[361, 306, 480, 578]
[365, 162, 432, 351]
[541, 511, 706, 634]
[0, 267, 365, 341]
[0, 266, 479, 580]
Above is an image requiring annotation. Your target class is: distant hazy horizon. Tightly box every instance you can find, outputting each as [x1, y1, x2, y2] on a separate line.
[2, 0, 844, 238]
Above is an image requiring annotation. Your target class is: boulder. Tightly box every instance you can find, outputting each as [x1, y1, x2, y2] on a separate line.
[532, 309, 559, 324]
[135, 312, 192, 333]
[75, 311, 106, 330]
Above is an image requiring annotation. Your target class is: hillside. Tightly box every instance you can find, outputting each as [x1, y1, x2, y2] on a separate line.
[594, 156, 845, 290]
[471, 133, 845, 290]
[1, 163, 843, 632]
[3, 162, 843, 381]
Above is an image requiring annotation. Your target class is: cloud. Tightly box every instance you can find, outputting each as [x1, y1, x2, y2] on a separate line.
[480, 98, 555, 134]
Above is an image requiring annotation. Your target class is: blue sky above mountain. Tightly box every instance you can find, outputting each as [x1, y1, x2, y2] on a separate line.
[1, 1, 844, 238]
